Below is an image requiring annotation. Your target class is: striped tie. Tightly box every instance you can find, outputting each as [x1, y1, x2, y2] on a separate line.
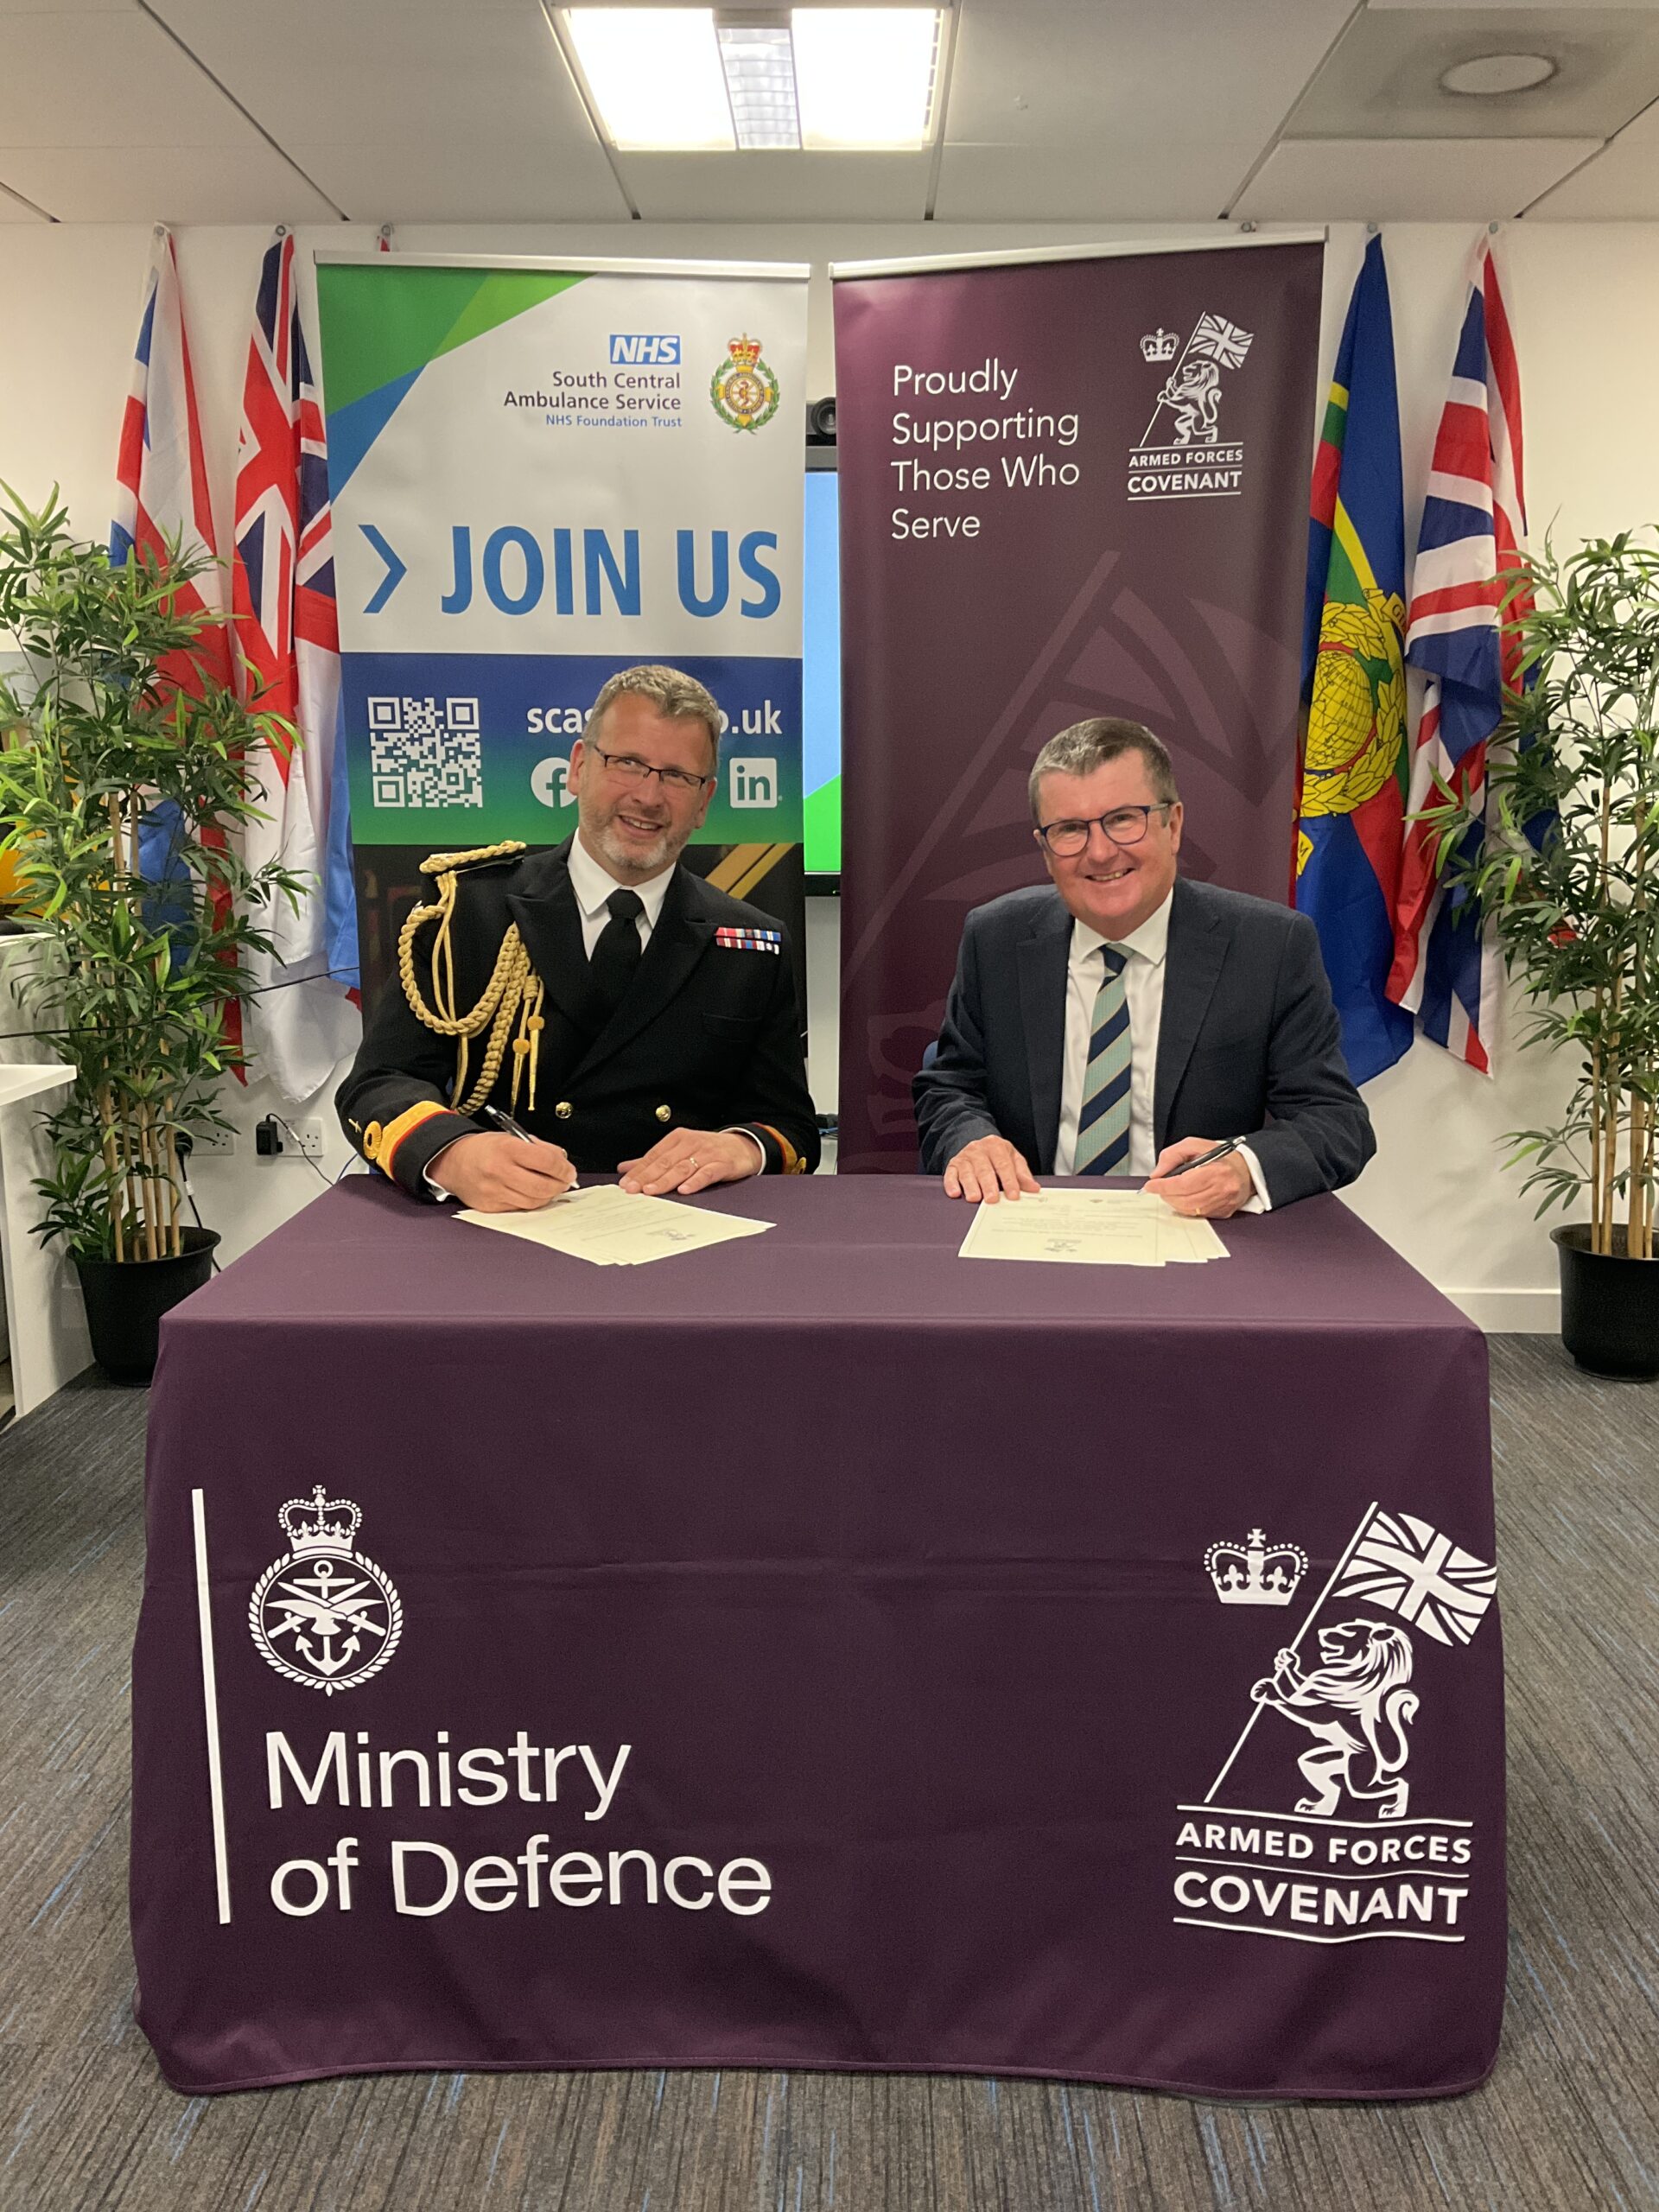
[1074, 946, 1132, 1175]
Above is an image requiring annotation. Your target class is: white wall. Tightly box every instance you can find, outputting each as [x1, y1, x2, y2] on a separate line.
[2, 216, 1653, 1315]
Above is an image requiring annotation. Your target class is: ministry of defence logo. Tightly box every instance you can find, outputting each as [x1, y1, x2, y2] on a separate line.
[1127, 312, 1254, 504]
[249, 1487, 403, 1695]
[710, 334, 781, 433]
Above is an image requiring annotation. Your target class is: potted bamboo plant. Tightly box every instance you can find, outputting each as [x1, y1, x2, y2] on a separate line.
[1421, 531, 1659, 1377]
[0, 489, 304, 1382]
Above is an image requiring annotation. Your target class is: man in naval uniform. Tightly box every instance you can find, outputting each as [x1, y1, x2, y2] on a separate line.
[338, 664, 819, 1210]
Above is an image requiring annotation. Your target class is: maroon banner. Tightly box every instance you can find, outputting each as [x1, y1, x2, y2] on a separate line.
[833, 241, 1324, 1171]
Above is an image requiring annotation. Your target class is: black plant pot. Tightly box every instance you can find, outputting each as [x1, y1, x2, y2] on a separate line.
[1552, 1224, 1659, 1380]
[74, 1227, 219, 1385]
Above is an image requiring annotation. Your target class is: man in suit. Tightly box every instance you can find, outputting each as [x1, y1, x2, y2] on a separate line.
[912, 717, 1373, 1218]
[338, 664, 818, 1210]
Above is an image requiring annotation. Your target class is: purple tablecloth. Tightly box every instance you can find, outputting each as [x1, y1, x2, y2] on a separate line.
[132, 1177, 1504, 2097]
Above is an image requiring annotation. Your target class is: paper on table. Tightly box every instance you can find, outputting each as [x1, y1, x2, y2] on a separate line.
[456, 1183, 772, 1266]
[1156, 1210, 1229, 1263]
[958, 1188, 1229, 1267]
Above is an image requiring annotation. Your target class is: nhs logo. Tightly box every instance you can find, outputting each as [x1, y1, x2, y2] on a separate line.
[609, 334, 681, 365]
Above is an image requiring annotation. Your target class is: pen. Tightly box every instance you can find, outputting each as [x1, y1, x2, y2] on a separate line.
[1160, 1137, 1242, 1179]
[481, 1103, 536, 1144]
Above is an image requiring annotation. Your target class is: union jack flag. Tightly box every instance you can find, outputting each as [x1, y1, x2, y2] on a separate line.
[1387, 237, 1532, 1072]
[112, 226, 242, 1062]
[1188, 312, 1253, 370]
[232, 228, 360, 1102]
[1334, 1507, 1496, 1648]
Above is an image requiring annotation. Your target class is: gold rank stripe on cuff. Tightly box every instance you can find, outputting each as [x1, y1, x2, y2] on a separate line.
[363, 1100, 451, 1177]
[752, 1123, 806, 1173]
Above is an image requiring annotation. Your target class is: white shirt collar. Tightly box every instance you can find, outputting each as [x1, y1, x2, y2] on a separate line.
[566, 834, 676, 930]
[1068, 885, 1174, 971]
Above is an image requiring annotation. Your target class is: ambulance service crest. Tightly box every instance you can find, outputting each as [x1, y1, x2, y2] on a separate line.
[249, 1487, 403, 1695]
[710, 334, 781, 433]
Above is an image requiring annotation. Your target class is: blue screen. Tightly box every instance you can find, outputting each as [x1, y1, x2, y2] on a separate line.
[802, 468, 841, 873]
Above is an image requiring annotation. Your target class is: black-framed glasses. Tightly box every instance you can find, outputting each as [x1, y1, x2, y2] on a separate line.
[588, 742, 713, 795]
[1036, 804, 1173, 858]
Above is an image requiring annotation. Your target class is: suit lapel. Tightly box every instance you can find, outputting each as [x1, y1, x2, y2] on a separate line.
[1017, 895, 1071, 1172]
[572, 863, 714, 1077]
[1154, 879, 1226, 1149]
[505, 842, 604, 1037]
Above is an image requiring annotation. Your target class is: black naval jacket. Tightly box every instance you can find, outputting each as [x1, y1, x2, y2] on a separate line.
[337, 839, 820, 1198]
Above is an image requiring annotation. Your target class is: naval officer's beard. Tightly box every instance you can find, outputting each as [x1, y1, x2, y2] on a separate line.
[582, 794, 678, 881]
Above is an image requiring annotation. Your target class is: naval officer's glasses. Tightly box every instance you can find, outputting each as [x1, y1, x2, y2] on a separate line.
[1036, 804, 1174, 858]
[588, 742, 713, 795]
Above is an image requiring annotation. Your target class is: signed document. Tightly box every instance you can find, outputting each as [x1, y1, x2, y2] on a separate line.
[457, 1184, 773, 1267]
[958, 1188, 1229, 1268]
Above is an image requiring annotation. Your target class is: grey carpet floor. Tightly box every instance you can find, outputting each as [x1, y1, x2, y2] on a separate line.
[1, 1339, 1656, 2212]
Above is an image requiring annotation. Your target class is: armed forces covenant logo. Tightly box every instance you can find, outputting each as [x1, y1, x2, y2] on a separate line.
[1127, 312, 1254, 504]
[1175, 1505, 1496, 1946]
[710, 334, 781, 433]
[249, 1487, 404, 1695]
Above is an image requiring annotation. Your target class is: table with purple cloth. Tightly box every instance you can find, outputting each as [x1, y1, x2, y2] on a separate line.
[131, 1175, 1504, 2098]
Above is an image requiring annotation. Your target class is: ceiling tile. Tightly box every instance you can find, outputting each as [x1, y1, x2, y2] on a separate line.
[0, 177, 49, 219]
[150, 1, 626, 222]
[0, 141, 339, 223]
[1523, 97, 1659, 214]
[276, 139, 625, 225]
[1287, 4, 1659, 141]
[0, 7, 337, 218]
[938, 0, 1353, 224]
[935, 143, 1267, 221]
[946, 0, 1354, 147]
[1234, 136, 1602, 220]
[0, 11, 258, 146]
[619, 151, 933, 223]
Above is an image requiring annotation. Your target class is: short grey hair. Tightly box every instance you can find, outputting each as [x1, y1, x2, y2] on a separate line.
[586, 664, 722, 766]
[1028, 717, 1179, 823]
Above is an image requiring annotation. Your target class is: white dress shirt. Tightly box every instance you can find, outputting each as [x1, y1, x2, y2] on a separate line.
[1052, 889, 1268, 1208]
[566, 836, 674, 953]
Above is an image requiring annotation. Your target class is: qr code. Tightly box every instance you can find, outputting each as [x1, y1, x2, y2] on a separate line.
[367, 696, 483, 809]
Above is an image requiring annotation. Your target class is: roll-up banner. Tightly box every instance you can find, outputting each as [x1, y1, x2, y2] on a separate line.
[314, 254, 810, 1014]
[831, 238, 1325, 1172]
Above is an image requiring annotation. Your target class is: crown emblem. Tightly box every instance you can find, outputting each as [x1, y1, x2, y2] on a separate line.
[1141, 327, 1179, 363]
[1205, 1528, 1308, 1607]
[279, 1485, 362, 1557]
[710, 335, 780, 433]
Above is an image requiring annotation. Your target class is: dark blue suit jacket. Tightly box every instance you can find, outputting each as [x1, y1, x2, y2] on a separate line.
[912, 876, 1374, 1207]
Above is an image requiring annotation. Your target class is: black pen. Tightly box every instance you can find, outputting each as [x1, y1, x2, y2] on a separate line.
[1160, 1137, 1242, 1179]
[481, 1103, 536, 1145]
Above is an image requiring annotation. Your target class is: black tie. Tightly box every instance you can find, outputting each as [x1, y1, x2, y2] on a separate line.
[589, 888, 645, 1014]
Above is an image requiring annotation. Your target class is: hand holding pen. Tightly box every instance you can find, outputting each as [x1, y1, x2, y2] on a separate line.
[1142, 1135, 1255, 1220]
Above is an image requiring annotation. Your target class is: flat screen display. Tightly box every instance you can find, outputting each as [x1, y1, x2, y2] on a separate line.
[802, 466, 841, 876]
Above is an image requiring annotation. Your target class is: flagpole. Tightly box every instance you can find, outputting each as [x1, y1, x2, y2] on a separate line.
[1201, 1499, 1379, 1806]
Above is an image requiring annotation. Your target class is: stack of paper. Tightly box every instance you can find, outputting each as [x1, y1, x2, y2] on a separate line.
[457, 1184, 772, 1267]
[957, 1188, 1230, 1268]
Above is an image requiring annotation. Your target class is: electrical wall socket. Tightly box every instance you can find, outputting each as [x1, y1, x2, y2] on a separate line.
[289, 1120, 327, 1160]
[194, 1128, 237, 1154]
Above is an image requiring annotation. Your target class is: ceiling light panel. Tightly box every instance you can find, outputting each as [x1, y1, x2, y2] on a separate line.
[791, 10, 942, 150]
[716, 13, 801, 149]
[564, 10, 734, 151]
